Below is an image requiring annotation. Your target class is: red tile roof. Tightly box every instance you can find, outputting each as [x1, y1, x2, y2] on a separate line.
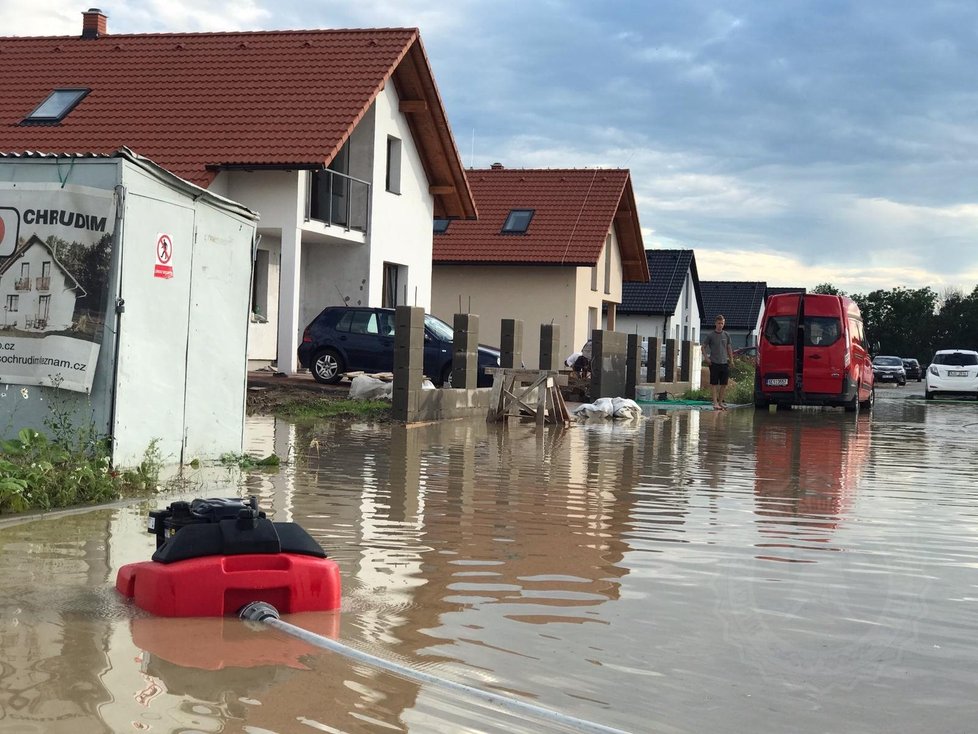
[433, 167, 649, 281]
[0, 27, 475, 217]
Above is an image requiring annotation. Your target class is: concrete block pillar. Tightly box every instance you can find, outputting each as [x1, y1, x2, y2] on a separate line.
[539, 324, 561, 371]
[392, 306, 425, 421]
[680, 340, 692, 382]
[682, 340, 698, 383]
[452, 313, 479, 388]
[626, 333, 643, 399]
[646, 337, 660, 383]
[500, 318, 523, 368]
[592, 330, 628, 398]
[664, 338, 677, 382]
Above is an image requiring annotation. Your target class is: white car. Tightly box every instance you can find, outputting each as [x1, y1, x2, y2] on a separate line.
[925, 349, 978, 400]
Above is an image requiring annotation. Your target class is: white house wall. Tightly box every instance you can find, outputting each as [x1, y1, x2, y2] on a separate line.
[431, 265, 579, 367]
[368, 83, 436, 310]
[573, 226, 623, 340]
[616, 313, 668, 342]
[209, 84, 436, 373]
[0, 242, 77, 331]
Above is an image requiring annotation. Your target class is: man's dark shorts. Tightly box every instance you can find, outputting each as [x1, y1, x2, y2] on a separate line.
[709, 363, 730, 386]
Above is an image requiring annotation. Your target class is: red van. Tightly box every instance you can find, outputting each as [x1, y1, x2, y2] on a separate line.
[755, 293, 874, 411]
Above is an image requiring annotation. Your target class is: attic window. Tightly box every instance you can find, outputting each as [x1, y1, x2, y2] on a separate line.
[23, 88, 89, 124]
[501, 209, 534, 234]
[433, 218, 451, 234]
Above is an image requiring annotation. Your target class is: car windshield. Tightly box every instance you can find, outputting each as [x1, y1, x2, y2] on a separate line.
[873, 356, 903, 366]
[424, 314, 455, 341]
[933, 352, 978, 366]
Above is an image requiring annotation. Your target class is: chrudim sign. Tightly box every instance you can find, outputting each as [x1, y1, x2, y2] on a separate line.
[0, 184, 115, 393]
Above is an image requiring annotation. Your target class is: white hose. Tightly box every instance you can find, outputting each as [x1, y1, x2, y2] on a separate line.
[240, 602, 632, 734]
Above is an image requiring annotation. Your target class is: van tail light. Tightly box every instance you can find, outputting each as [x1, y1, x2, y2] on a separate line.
[301, 327, 312, 344]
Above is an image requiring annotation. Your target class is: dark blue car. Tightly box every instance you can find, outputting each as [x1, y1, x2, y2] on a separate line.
[297, 306, 500, 386]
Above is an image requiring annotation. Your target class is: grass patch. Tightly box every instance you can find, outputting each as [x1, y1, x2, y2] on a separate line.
[273, 397, 391, 421]
[219, 452, 281, 469]
[680, 358, 756, 405]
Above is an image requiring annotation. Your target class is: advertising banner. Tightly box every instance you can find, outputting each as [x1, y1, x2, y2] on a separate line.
[0, 184, 116, 393]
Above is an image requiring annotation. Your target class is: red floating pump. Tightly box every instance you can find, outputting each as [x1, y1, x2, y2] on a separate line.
[116, 496, 341, 617]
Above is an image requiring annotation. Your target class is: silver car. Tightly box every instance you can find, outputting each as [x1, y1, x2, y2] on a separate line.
[925, 349, 978, 400]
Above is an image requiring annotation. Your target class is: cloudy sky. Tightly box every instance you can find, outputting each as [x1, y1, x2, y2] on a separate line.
[4, 0, 978, 294]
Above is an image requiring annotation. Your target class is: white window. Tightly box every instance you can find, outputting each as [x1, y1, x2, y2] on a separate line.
[5, 295, 18, 312]
[386, 136, 402, 194]
[604, 234, 612, 294]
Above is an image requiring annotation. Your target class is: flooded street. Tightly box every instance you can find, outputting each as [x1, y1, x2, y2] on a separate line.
[1, 385, 977, 733]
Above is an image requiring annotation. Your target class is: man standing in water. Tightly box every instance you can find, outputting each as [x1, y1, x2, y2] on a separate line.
[702, 314, 735, 410]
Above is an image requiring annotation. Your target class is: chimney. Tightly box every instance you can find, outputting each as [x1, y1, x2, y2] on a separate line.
[490, 162, 504, 170]
[82, 8, 107, 38]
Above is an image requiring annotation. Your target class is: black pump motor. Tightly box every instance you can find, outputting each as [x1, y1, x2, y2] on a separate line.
[148, 496, 264, 549]
[143, 496, 326, 565]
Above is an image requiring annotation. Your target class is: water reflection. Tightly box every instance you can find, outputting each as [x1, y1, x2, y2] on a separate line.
[753, 412, 871, 560]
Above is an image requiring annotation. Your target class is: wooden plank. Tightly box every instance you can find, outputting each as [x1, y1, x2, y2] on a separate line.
[399, 99, 428, 113]
[537, 380, 547, 424]
[484, 368, 568, 386]
[487, 371, 505, 421]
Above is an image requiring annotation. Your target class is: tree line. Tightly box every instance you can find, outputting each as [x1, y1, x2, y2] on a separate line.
[812, 283, 978, 361]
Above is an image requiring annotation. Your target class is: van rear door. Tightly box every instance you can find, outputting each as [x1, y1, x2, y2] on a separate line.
[758, 294, 800, 394]
[801, 298, 844, 395]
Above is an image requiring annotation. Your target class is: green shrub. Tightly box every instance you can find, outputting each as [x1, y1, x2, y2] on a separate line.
[0, 388, 163, 515]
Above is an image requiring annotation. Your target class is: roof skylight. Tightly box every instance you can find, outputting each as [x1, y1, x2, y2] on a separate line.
[23, 88, 90, 124]
[501, 209, 534, 234]
[433, 218, 451, 234]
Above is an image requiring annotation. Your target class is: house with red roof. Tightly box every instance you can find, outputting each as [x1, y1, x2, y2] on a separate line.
[0, 9, 475, 373]
[431, 165, 649, 367]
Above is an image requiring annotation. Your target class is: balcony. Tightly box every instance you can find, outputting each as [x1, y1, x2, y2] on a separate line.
[36, 277, 50, 291]
[14, 278, 31, 291]
[307, 169, 370, 234]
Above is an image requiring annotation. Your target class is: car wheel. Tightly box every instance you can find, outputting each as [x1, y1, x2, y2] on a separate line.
[899, 380, 906, 386]
[925, 390, 934, 400]
[311, 348, 343, 384]
[859, 386, 875, 410]
[844, 392, 859, 412]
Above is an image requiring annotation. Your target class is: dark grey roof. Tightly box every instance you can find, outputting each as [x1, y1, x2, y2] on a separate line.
[619, 249, 703, 316]
[699, 281, 768, 331]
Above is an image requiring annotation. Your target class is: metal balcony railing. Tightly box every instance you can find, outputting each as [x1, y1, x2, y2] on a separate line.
[36, 277, 50, 291]
[14, 278, 31, 291]
[307, 169, 370, 234]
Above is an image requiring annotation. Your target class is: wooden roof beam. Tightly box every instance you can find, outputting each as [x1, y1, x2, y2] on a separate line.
[399, 100, 428, 113]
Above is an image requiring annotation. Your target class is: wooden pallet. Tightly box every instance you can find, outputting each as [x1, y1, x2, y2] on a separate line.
[486, 369, 572, 425]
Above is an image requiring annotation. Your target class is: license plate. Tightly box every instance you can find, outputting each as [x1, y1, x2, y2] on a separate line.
[948, 370, 969, 377]
[766, 377, 789, 387]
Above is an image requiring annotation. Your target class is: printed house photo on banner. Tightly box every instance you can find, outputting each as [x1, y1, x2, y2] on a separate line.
[0, 186, 115, 393]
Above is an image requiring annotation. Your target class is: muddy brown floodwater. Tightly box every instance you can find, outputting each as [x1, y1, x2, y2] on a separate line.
[1, 386, 976, 733]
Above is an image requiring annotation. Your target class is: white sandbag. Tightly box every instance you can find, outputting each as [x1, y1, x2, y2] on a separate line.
[565, 351, 583, 368]
[611, 397, 642, 420]
[421, 379, 436, 390]
[573, 396, 642, 421]
[572, 402, 611, 420]
[349, 375, 393, 401]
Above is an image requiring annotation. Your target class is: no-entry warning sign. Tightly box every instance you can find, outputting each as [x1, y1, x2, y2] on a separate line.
[154, 233, 173, 279]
